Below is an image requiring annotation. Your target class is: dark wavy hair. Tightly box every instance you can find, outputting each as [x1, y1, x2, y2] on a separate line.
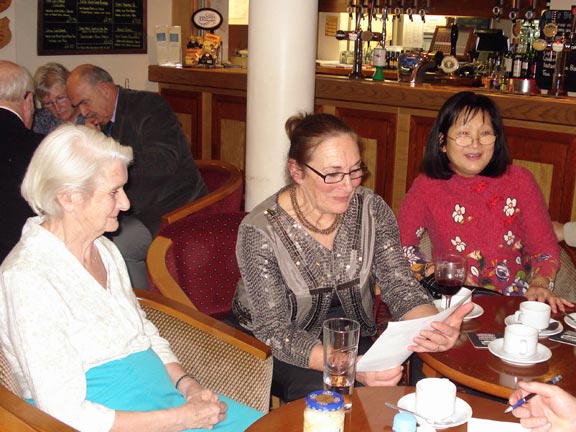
[421, 91, 511, 179]
[285, 112, 358, 165]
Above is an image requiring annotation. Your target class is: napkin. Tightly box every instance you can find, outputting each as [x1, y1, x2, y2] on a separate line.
[467, 417, 527, 431]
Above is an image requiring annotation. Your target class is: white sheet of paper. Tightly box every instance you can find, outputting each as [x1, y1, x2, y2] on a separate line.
[356, 292, 472, 372]
[467, 417, 527, 431]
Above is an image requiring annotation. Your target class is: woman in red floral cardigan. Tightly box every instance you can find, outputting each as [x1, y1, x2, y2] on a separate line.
[398, 91, 572, 313]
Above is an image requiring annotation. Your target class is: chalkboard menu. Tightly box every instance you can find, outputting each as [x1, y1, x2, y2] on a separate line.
[38, 0, 147, 55]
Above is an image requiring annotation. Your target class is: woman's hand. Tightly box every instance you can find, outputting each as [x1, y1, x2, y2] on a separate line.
[509, 381, 576, 432]
[185, 388, 219, 405]
[408, 302, 473, 353]
[355, 362, 403, 387]
[525, 286, 573, 314]
[178, 397, 228, 430]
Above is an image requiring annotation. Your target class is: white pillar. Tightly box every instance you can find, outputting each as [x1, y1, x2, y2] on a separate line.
[244, 0, 318, 211]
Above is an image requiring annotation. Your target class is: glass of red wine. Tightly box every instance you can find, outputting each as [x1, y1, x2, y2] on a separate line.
[434, 254, 467, 309]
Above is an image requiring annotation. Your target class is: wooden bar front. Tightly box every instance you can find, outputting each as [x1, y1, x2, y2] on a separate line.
[149, 65, 576, 222]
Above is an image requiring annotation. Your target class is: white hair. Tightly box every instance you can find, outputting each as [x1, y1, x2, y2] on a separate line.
[22, 124, 133, 218]
[0, 61, 33, 102]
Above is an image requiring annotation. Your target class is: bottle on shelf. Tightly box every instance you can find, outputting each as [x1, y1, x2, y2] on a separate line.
[526, 47, 537, 79]
[512, 47, 523, 78]
[503, 48, 514, 79]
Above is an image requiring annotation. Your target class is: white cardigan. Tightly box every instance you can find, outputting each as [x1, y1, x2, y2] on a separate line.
[0, 217, 178, 432]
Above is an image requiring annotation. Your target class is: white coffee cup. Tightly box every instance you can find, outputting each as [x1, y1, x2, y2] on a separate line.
[514, 301, 551, 330]
[441, 287, 473, 309]
[503, 324, 538, 359]
[415, 378, 456, 421]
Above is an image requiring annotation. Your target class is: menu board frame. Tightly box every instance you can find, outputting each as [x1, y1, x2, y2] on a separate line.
[38, 0, 147, 55]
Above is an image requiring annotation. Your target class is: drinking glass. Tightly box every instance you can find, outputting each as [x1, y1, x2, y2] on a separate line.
[323, 318, 360, 411]
[434, 254, 467, 309]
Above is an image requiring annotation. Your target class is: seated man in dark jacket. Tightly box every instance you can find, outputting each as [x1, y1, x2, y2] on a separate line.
[67, 64, 207, 289]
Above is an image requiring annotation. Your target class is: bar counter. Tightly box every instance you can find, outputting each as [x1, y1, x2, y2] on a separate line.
[148, 65, 576, 220]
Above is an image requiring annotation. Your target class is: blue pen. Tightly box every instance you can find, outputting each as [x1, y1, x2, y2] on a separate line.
[504, 375, 563, 413]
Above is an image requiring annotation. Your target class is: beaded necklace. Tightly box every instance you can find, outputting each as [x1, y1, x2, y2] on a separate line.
[289, 185, 341, 235]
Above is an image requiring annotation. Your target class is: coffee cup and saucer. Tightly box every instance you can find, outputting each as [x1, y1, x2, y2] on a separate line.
[488, 323, 552, 366]
[396, 378, 472, 429]
[504, 301, 563, 338]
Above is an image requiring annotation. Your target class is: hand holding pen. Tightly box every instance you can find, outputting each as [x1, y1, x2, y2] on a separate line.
[507, 375, 576, 432]
[505, 375, 563, 413]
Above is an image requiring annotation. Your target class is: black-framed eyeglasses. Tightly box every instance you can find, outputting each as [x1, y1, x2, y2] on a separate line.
[303, 162, 367, 184]
[448, 133, 497, 147]
[41, 95, 69, 109]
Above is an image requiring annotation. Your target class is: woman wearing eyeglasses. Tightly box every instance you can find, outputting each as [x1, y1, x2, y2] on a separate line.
[398, 91, 571, 312]
[231, 112, 472, 402]
[32, 63, 85, 134]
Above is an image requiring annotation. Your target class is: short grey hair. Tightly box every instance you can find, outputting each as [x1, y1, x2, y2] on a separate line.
[22, 124, 133, 218]
[33, 63, 70, 100]
[0, 61, 33, 102]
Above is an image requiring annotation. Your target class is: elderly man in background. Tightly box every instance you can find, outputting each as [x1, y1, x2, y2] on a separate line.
[0, 61, 44, 262]
[67, 64, 207, 289]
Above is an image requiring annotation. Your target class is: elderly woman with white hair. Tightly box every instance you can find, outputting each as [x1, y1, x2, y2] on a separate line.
[32, 63, 85, 134]
[0, 124, 261, 432]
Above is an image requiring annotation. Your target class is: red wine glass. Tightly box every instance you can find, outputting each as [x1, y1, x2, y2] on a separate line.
[434, 254, 467, 309]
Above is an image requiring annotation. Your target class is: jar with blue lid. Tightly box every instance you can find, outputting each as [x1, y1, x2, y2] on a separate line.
[303, 390, 345, 432]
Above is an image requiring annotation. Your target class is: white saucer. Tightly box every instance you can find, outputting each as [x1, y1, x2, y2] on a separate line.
[564, 313, 576, 330]
[433, 300, 484, 321]
[397, 393, 472, 429]
[487, 338, 552, 366]
[504, 315, 563, 338]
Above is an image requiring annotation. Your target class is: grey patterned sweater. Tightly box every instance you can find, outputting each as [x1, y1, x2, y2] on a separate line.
[233, 186, 431, 368]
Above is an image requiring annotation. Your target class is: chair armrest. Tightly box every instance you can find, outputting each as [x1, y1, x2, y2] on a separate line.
[146, 236, 196, 308]
[161, 160, 243, 225]
[0, 385, 78, 432]
[555, 242, 576, 302]
[135, 289, 273, 413]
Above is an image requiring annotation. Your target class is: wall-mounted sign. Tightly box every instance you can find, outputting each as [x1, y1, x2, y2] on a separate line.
[38, 0, 146, 55]
[191, 8, 223, 31]
[0, 17, 11, 49]
[0, 0, 11, 14]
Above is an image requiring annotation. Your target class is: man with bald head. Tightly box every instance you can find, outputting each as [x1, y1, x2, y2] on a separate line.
[67, 64, 207, 289]
[0, 61, 44, 262]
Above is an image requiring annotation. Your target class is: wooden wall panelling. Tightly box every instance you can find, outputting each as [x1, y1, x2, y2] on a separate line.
[335, 107, 397, 205]
[159, 88, 203, 158]
[407, 114, 436, 193]
[211, 94, 247, 171]
[504, 125, 576, 222]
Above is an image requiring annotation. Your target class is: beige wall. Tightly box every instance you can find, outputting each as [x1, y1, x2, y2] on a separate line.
[2, 0, 172, 91]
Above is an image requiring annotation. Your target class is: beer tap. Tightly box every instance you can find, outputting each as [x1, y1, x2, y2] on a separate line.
[493, 0, 504, 22]
[406, 0, 416, 22]
[419, 0, 430, 23]
[335, 1, 383, 80]
[393, 0, 404, 21]
[386, 0, 393, 20]
[525, 0, 536, 24]
[509, 0, 520, 25]
[550, 6, 576, 96]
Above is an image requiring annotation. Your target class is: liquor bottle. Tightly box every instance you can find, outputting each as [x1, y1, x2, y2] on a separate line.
[526, 47, 537, 79]
[512, 49, 523, 78]
[520, 51, 529, 77]
[503, 48, 514, 79]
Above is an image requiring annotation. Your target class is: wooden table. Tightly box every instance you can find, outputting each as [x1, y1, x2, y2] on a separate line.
[247, 386, 518, 431]
[419, 296, 576, 399]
